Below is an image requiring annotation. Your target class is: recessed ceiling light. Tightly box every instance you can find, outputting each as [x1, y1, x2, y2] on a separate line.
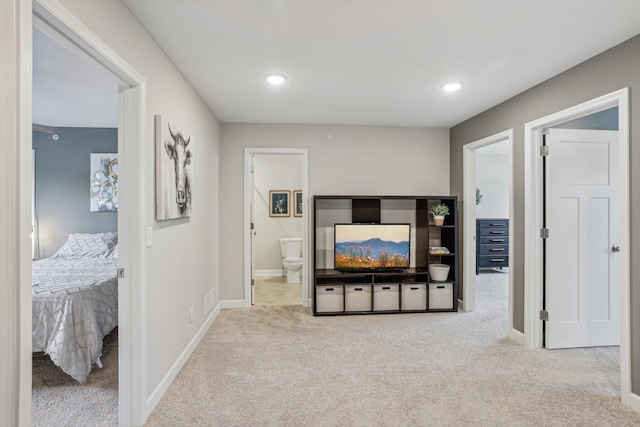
[266, 74, 287, 85]
[441, 82, 463, 92]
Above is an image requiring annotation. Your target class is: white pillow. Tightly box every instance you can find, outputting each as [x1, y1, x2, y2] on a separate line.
[52, 232, 118, 258]
[107, 243, 119, 258]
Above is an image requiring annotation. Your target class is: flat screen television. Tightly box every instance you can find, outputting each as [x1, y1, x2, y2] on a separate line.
[334, 223, 410, 271]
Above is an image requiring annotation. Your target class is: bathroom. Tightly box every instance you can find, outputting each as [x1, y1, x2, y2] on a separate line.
[251, 153, 303, 305]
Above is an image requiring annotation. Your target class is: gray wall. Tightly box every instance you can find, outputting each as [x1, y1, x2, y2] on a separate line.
[450, 34, 640, 393]
[33, 127, 117, 258]
[220, 124, 450, 301]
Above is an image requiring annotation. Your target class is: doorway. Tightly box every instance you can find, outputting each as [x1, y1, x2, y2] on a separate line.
[244, 148, 310, 308]
[523, 89, 631, 405]
[21, 2, 147, 425]
[251, 153, 304, 306]
[462, 129, 517, 341]
[31, 15, 121, 426]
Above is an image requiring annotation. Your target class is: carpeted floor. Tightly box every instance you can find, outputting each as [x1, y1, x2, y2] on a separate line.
[32, 272, 640, 426]
[145, 272, 640, 426]
[32, 327, 119, 426]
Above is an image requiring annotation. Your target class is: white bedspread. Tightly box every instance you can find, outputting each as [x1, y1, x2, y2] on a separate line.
[32, 257, 118, 383]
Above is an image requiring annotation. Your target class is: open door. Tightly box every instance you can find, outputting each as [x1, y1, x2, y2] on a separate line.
[544, 128, 620, 349]
[250, 154, 255, 305]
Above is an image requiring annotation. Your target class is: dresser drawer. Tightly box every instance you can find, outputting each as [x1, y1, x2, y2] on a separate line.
[478, 227, 508, 237]
[478, 244, 508, 255]
[478, 236, 509, 245]
[477, 219, 509, 228]
[478, 255, 509, 268]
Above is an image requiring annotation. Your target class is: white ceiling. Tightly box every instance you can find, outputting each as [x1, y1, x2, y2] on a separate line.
[35, 1, 640, 129]
[33, 26, 120, 128]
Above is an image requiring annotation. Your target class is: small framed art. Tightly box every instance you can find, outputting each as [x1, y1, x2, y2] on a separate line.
[269, 190, 290, 217]
[293, 190, 303, 217]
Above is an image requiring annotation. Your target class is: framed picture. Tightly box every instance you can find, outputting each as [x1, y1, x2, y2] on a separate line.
[269, 190, 290, 217]
[293, 190, 303, 217]
[155, 114, 193, 220]
[90, 152, 118, 212]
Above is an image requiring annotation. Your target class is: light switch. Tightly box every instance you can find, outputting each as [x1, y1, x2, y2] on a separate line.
[146, 227, 153, 247]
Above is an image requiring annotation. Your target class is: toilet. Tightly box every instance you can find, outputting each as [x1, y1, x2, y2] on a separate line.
[279, 237, 303, 284]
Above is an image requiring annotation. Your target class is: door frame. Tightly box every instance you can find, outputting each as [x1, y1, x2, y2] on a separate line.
[523, 88, 632, 406]
[21, 1, 148, 425]
[243, 148, 310, 307]
[462, 129, 518, 341]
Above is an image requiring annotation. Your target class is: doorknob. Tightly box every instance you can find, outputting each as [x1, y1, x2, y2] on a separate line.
[611, 245, 620, 253]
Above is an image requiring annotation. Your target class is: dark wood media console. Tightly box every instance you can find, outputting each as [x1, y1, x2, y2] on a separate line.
[313, 195, 458, 316]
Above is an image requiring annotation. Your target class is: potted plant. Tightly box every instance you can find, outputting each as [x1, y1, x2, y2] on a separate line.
[430, 203, 450, 226]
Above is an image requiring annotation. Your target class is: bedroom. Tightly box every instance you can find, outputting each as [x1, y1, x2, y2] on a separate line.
[31, 21, 121, 423]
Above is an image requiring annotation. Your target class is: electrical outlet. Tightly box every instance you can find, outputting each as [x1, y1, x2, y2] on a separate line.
[189, 306, 194, 323]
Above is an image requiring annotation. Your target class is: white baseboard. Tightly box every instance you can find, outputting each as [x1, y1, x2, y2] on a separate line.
[219, 299, 247, 309]
[145, 299, 223, 419]
[509, 327, 525, 345]
[255, 270, 282, 277]
[628, 390, 640, 413]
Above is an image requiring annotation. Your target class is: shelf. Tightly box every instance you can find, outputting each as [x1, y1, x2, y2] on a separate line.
[313, 195, 458, 316]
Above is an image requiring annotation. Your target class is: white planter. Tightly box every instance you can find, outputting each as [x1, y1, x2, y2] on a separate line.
[433, 215, 445, 226]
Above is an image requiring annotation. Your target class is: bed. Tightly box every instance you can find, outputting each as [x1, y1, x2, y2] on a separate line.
[32, 232, 119, 383]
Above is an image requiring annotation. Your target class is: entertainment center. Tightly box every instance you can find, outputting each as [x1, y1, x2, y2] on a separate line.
[313, 195, 458, 316]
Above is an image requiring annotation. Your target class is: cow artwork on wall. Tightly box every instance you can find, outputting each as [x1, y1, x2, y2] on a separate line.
[155, 114, 193, 220]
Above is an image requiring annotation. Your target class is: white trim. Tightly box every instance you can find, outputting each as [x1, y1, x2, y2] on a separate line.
[629, 392, 640, 413]
[146, 301, 222, 414]
[509, 328, 525, 346]
[523, 88, 631, 408]
[27, 2, 148, 425]
[255, 270, 285, 277]
[18, 1, 33, 423]
[244, 148, 310, 308]
[220, 299, 248, 309]
[462, 129, 514, 340]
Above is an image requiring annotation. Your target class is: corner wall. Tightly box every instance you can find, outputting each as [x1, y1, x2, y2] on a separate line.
[449, 34, 640, 394]
[220, 124, 450, 301]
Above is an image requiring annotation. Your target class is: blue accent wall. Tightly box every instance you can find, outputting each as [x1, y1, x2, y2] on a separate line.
[33, 128, 117, 258]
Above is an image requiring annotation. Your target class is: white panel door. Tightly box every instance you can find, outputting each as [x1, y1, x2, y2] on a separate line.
[545, 129, 620, 349]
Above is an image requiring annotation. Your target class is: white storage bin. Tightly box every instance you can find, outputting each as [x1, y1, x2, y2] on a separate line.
[373, 284, 400, 311]
[401, 283, 427, 311]
[345, 284, 372, 312]
[316, 285, 344, 313]
[429, 264, 450, 281]
[429, 283, 453, 310]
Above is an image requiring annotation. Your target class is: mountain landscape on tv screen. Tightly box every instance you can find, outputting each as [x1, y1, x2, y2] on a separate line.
[335, 238, 409, 269]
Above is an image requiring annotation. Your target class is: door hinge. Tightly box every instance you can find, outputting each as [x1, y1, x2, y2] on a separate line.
[540, 228, 549, 238]
[117, 268, 125, 279]
[251, 222, 254, 230]
[540, 310, 549, 321]
[539, 145, 550, 156]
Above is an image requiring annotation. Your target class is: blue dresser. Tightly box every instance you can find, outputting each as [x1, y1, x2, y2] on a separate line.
[476, 218, 509, 274]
